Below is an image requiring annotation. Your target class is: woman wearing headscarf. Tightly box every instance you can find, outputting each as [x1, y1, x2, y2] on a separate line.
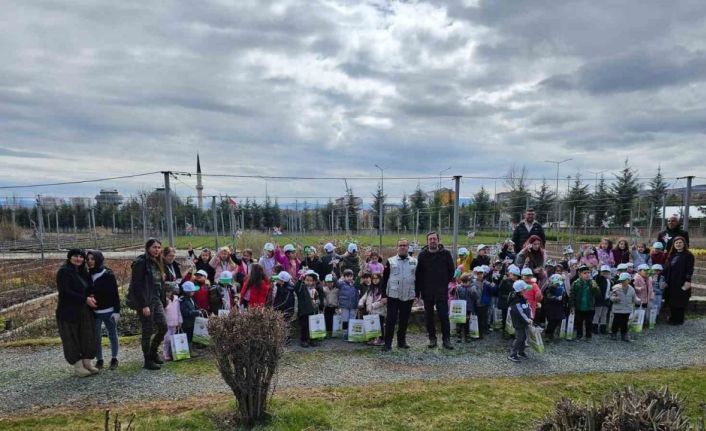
[87, 250, 120, 370]
[127, 238, 168, 370]
[663, 236, 694, 325]
[56, 248, 99, 377]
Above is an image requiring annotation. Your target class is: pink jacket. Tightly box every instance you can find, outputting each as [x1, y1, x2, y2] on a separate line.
[596, 248, 615, 267]
[210, 256, 238, 281]
[274, 247, 301, 278]
[632, 273, 653, 304]
[523, 282, 543, 317]
[165, 297, 183, 327]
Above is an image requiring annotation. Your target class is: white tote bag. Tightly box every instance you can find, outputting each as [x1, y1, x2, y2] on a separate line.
[170, 332, 191, 361]
[193, 316, 210, 346]
[468, 314, 480, 339]
[493, 307, 503, 330]
[308, 314, 326, 340]
[332, 314, 343, 337]
[449, 300, 467, 324]
[347, 319, 366, 343]
[528, 325, 545, 354]
[561, 312, 575, 340]
[648, 306, 658, 329]
[363, 314, 382, 340]
[629, 309, 645, 333]
[505, 312, 515, 336]
[217, 309, 229, 318]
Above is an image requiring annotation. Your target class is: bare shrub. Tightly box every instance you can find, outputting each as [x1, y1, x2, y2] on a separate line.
[537, 386, 694, 431]
[208, 306, 287, 427]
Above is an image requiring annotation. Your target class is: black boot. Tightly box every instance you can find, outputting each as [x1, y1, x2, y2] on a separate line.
[427, 338, 438, 348]
[143, 354, 161, 370]
[599, 325, 608, 335]
[592, 324, 599, 334]
[149, 344, 164, 364]
[442, 339, 454, 350]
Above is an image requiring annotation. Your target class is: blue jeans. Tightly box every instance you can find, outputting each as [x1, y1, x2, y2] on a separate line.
[95, 312, 119, 360]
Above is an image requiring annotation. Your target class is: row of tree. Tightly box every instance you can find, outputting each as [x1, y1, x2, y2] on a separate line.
[0, 160, 687, 235]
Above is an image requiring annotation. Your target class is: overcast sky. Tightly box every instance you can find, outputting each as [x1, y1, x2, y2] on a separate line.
[2, 0, 705, 205]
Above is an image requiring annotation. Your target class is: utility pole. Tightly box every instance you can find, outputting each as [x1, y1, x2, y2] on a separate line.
[452, 176, 461, 261]
[36, 196, 45, 261]
[141, 199, 147, 243]
[545, 159, 572, 242]
[91, 206, 97, 249]
[55, 211, 60, 250]
[679, 175, 694, 231]
[661, 194, 666, 231]
[375, 164, 384, 250]
[163, 171, 175, 246]
[212, 196, 219, 249]
[415, 209, 419, 243]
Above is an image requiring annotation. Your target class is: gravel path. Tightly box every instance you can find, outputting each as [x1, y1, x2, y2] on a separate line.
[1, 318, 705, 417]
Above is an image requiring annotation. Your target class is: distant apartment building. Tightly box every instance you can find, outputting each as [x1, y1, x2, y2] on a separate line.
[95, 189, 124, 206]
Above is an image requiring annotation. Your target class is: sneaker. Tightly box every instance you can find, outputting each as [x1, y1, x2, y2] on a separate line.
[95, 359, 104, 370]
[109, 358, 119, 370]
[507, 355, 520, 363]
[518, 352, 529, 360]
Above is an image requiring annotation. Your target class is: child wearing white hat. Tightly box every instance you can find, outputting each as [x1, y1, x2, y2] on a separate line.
[633, 264, 653, 316]
[609, 273, 640, 342]
[508, 280, 533, 362]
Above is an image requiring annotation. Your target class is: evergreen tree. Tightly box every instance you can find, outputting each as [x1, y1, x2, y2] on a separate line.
[647, 166, 669, 221]
[399, 194, 411, 231]
[346, 188, 360, 232]
[591, 174, 613, 227]
[533, 179, 556, 225]
[371, 183, 385, 231]
[505, 164, 531, 223]
[611, 159, 640, 226]
[473, 187, 492, 228]
[410, 186, 428, 231]
[565, 174, 591, 227]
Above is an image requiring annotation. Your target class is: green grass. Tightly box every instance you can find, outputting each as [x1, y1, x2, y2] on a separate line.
[3, 366, 705, 430]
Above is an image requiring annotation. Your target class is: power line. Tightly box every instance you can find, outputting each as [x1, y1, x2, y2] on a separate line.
[0, 171, 161, 190]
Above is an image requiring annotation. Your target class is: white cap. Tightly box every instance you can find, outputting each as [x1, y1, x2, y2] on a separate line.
[616, 263, 628, 271]
[324, 243, 335, 253]
[618, 272, 632, 281]
[652, 241, 664, 250]
[600, 265, 611, 273]
[304, 269, 318, 278]
[473, 266, 484, 273]
[308, 247, 317, 254]
[324, 274, 334, 282]
[477, 244, 488, 252]
[347, 243, 358, 253]
[569, 258, 578, 265]
[513, 280, 528, 292]
[263, 243, 275, 252]
[277, 271, 291, 283]
[626, 262, 634, 268]
[458, 247, 468, 256]
[549, 274, 563, 285]
[521, 268, 533, 276]
[219, 271, 233, 281]
[482, 265, 490, 273]
[564, 246, 574, 254]
[637, 264, 650, 271]
[651, 264, 663, 271]
[195, 269, 208, 277]
[507, 265, 521, 276]
[181, 281, 197, 292]
[283, 244, 295, 253]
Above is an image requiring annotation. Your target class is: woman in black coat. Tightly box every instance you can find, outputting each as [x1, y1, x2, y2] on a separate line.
[663, 236, 694, 325]
[56, 248, 99, 377]
[87, 250, 120, 370]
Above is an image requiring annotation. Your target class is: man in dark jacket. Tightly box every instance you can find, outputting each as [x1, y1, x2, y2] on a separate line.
[511, 209, 546, 254]
[415, 232, 455, 349]
[658, 215, 689, 252]
[128, 238, 168, 370]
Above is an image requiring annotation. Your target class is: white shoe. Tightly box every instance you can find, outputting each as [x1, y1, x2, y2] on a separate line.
[82, 359, 100, 374]
[73, 361, 92, 377]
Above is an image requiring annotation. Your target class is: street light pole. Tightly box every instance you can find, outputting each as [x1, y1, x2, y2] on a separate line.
[544, 159, 572, 238]
[438, 166, 451, 234]
[375, 164, 384, 251]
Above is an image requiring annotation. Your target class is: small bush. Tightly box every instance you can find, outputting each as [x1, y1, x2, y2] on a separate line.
[537, 386, 695, 431]
[208, 306, 287, 428]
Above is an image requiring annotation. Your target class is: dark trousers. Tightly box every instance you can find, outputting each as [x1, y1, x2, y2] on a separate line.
[57, 305, 97, 364]
[378, 315, 386, 339]
[139, 298, 168, 356]
[384, 298, 413, 348]
[298, 314, 310, 342]
[545, 319, 562, 339]
[510, 326, 527, 356]
[668, 306, 686, 325]
[611, 313, 630, 335]
[476, 305, 488, 337]
[423, 298, 451, 342]
[575, 309, 595, 339]
[456, 313, 471, 338]
[324, 306, 336, 333]
[500, 306, 510, 337]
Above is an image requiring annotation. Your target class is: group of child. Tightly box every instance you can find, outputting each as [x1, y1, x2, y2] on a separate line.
[449, 240, 668, 363]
